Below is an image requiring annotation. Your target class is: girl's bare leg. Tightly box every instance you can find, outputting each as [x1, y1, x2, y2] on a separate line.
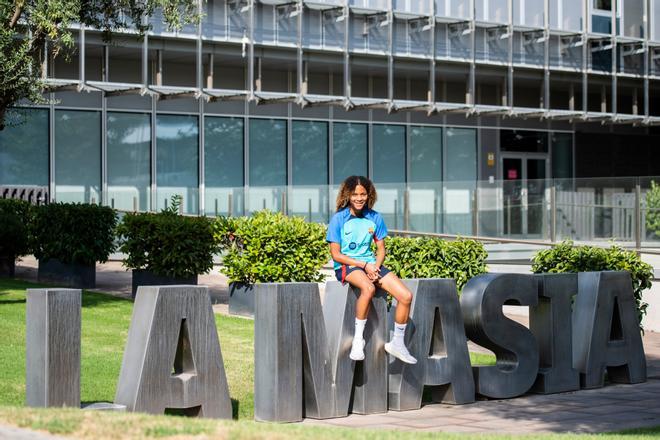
[376, 272, 413, 324]
[376, 273, 417, 364]
[344, 270, 377, 361]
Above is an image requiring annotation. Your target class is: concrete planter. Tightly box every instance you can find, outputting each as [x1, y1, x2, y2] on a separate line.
[131, 269, 198, 298]
[0, 256, 15, 277]
[229, 282, 258, 317]
[38, 258, 96, 289]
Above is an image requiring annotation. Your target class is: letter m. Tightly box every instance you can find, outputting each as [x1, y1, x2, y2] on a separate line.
[254, 282, 388, 422]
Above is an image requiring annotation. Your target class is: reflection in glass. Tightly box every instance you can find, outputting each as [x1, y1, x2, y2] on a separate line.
[55, 110, 101, 203]
[248, 118, 286, 213]
[107, 112, 151, 212]
[373, 124, 406, 229]
[205, 116, 244, 217]
[156, 114, 199, 214]
[409, 126, 442, 232]
[292, 121, 329, 222]
[445, 128, 476, 235]
[333, 122, 367, 183]
[0, 109, 48, 186]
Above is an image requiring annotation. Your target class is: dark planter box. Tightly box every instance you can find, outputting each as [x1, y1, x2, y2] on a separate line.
[132, 269, 198, 298]
[229, 282, 256, 317]
[38, 258, 96, 289]
[0, 256, 15, 277]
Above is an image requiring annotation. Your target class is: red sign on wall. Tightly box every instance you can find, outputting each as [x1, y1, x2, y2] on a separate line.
[507, 169, 518, 179]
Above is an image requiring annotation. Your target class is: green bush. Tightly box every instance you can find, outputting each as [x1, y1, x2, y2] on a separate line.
[646, 180, 660, 238]
[382, 236, 488, 290]
[31, 203, 117, 266]
[532, 240, 653, 326]
[216, 210, 329, 284]
[117, 209, 217, 279]
[0, 199, 33, 258]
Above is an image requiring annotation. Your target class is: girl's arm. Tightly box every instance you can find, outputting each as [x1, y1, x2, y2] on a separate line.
[374, 239, 386, 270]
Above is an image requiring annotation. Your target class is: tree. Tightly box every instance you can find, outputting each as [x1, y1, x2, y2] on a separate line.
[0, 0, 200, 130]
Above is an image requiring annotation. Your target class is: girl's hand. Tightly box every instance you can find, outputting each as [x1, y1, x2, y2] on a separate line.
[364, 263, 380, 280]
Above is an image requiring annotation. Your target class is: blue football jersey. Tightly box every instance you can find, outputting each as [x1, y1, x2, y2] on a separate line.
[326, 208, 388, 270]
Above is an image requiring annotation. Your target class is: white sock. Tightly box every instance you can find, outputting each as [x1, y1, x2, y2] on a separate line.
[392, 322, 407, 346]
[354, 318, 367, 343]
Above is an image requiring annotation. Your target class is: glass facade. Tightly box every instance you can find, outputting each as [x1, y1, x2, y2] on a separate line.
[444, 128, 477, 235]
[333, 122, 368, 184]
[205, 116, 244, 216]
[409, 126, 443, 232]
[372, 124, 406, 229]
[0, 109, 48, 186]
[248, 118, 286, 213]
[291, 120, 329, 222]
[107, 112, 151, 212]
[156, 114, 199, 214]
[55, 110, 101, 203]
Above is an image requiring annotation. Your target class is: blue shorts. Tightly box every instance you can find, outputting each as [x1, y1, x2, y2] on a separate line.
[334, 264, 392, 284]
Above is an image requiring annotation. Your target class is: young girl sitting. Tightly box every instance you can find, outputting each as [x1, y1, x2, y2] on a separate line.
[326, 175, 416, 364]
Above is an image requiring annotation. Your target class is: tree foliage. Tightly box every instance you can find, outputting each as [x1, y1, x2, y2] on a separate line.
[0, 0, 200, 129]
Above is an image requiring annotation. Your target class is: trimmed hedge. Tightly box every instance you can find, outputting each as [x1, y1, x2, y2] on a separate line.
[0, 199, 32, 259]
[31, 203, 117, 266]
[216, 210, 329, 284]
[117, 210, 217, 279]
[382, 236, 488, 290]
[532, 241, 653, 326]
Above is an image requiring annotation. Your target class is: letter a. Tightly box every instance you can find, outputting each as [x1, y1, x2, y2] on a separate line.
[115, 286, 232, 418]
[573, 271, 646, 389]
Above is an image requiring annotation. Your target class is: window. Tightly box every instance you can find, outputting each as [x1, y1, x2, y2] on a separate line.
[205, 116, 244, 216]
[55, 110, 101, 203]
[333, 122, 368, 184]
[156, 114, 199, 214]
[107, 112, 151, 211]
[248, 118, 286, 212]
[291, 120, 329, 221]
[0, 109, 48, 187]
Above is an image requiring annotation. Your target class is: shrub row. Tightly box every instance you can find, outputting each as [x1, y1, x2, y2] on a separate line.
[3, 201, 653, 326]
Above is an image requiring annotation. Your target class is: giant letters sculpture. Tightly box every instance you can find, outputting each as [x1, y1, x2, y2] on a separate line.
[254, 282, 388, 422]
[461, 273, 540, 399]
[388, 279, 475, 410]
[26, 289, 81, 408]
[529, 274, 580, 394]
[115, 286, 232, 418]
[573, 271, 646, 388]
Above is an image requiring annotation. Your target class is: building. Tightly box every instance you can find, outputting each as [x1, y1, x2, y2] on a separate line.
[1, 0, 660, 240]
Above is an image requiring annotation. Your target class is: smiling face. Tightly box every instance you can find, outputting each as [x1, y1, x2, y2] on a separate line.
[349, 184, 369, 215]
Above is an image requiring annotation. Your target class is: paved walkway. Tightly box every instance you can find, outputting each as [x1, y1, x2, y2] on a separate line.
[9, 257, 660, 435]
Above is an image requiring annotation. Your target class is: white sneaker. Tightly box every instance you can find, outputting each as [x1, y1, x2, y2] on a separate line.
[349, 339, 366, 361]
[384, 342, 417, 364]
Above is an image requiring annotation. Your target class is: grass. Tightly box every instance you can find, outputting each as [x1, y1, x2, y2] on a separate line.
[0, 406, 659, 440]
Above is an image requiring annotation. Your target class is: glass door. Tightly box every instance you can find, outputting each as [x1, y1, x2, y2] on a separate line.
[502, 154, 548, 237]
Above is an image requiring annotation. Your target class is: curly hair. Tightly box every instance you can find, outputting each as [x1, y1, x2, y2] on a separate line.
[336, 176, 378, 211]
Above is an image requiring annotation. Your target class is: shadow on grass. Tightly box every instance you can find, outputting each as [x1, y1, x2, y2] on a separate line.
[232, 398, 239, 420]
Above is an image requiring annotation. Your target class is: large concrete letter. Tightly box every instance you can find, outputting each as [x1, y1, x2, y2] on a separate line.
[115, 286, 232, 418]
[26, 289, 81, 408]
[461, 273, 539, 399]
[254, 282, 388, 422]
[529, 274, 580, 394]
[573, 271, 646, 389]
[388, 279, 475, 410]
